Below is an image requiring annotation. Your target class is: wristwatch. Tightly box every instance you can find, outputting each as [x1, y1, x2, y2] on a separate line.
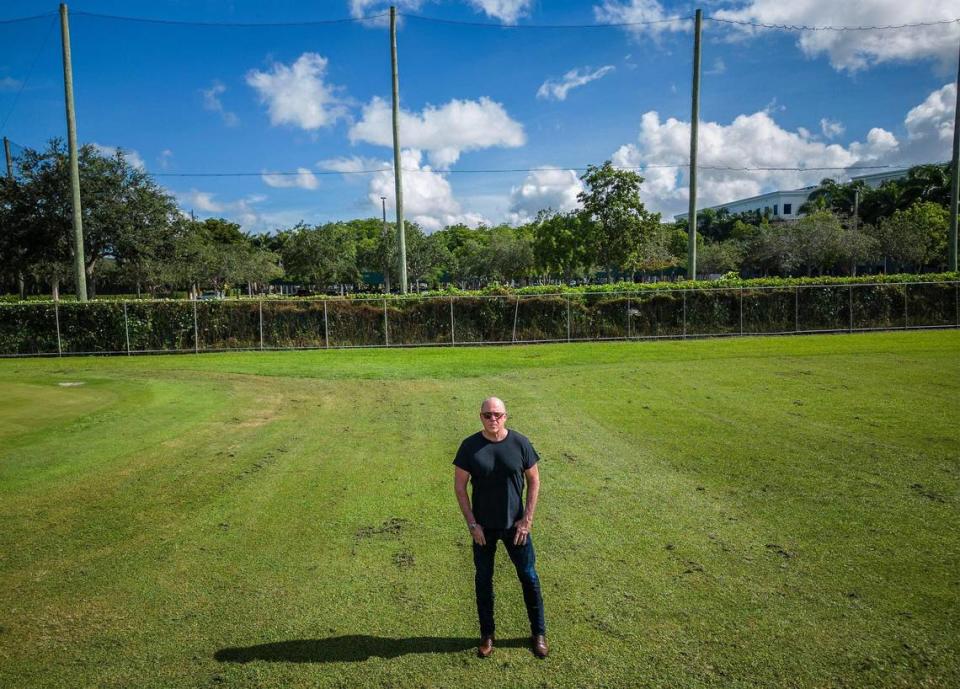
[468, 522, 479, 530]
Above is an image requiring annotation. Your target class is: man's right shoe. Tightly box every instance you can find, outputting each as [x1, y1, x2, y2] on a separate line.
[532, 634, 549, 658]
[478, 634, 495, 658]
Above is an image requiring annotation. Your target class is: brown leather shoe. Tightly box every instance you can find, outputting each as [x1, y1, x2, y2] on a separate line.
[478, 634, 494, 658]
[532, 634, 548, 658]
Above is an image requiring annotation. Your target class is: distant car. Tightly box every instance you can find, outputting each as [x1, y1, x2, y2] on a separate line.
[198, 291, 221, 300]
[295, 288, 315, 297]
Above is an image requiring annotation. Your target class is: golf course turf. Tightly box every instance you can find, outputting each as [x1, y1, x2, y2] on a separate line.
[1, 331, 958, 688]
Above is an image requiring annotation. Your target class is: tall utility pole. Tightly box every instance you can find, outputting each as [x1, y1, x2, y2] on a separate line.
[381, 196, 391, 293]
[4, 136, 24, 299]
[686, 8, 702, 281]
[3, 137, 11, 179]
[60, 3, 87, 301]
[949, 36, 960, 272]
[389, 6, 408, 294]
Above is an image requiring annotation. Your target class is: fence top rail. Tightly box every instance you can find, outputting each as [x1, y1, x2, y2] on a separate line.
[1, 280, 957, 308]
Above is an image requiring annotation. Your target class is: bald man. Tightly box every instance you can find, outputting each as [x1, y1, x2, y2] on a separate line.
[453, 397, 548, 659]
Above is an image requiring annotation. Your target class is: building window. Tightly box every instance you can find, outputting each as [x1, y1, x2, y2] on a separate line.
[773, 204, 778, 215]
[783, 203, 792, 215]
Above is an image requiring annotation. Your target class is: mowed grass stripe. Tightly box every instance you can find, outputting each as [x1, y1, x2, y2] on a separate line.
[0, 331, 957, 688]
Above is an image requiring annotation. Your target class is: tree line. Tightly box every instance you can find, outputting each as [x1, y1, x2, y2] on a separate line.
[0, 140, 954, 299]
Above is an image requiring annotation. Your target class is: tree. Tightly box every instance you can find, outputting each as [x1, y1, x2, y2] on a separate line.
[697, 240, 744, 275]
[875, 202, 949, 272]
[483, 224, 535, 285]
[577, 161, 659, 282]
[900, 164, 951, 208]
[0, 139, 180, 298]
[532, 210, 589, 282]
[280, 222, 359, 293]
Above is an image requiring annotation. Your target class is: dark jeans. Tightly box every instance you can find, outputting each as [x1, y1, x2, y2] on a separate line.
[472, 527, 546, 637]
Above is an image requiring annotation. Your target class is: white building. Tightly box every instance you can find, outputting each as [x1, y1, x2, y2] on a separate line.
[674, 168, 910, 222]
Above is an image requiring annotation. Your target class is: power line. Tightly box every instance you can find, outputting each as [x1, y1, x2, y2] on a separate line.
[0, 15, 57, 135]
[17, 9, 957, 31]
[0, 12, 55, 24]
[150, 164, 918, 178]
[400, 13, 692, 29]
[69, 10, 389, 27]
[706, 16, 960, 31]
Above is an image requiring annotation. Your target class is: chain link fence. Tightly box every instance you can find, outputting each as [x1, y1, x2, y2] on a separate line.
[1, 281, 958, 357]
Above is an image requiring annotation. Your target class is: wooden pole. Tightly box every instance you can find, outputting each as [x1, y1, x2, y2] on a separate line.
[948, 35, 960, 271]
[390, 6, 408, 293]
[60, 4, 87, 302]
[686, 8, 702, 280]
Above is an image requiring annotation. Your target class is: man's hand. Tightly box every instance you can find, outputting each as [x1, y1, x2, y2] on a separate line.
[513, 517, 532, 545]
[470, 524, 487, 546]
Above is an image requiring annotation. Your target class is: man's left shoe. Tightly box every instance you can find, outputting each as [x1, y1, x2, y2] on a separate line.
[532, 634, 549, 658]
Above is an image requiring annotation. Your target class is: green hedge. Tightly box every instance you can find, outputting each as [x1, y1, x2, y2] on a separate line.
[1, 277, 957, 356]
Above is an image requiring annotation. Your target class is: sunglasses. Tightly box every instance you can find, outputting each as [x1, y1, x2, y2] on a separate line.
[480, 412, 506, 420]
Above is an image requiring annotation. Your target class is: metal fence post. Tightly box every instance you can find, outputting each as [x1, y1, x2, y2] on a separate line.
[193, 300, 199, 353]
[54, 301, 62, 356]
[449, 297, 455, 346]
[512, 296, 520, 343]
[739, 287, 744, 336]
[123, 301, 131, 355]
[627, 295, 632, 339]
[259, 300, 264, 351]
[323, 300, 330, 349]
[904, 284, 909, 329]
[682, 290, 687, 338]
[566, 296, 571, 342]
[848, 284, 854, 332]
[794, 286, 800, 332]
[383, 298, 389, 346]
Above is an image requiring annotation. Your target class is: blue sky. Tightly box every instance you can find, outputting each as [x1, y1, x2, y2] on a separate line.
[0, 0, 957, 232]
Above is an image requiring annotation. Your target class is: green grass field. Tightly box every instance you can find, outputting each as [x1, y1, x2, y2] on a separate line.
[1, 332, 958, 688]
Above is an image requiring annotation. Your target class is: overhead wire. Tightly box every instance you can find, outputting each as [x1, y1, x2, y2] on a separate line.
[150, 164, 922, 178]
[1, 9, 953, 32]
[68, 10, 389, 27]
[0, 15, 57, 135]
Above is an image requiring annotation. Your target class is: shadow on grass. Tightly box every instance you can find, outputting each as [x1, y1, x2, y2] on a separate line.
[215, 635, 531, 663]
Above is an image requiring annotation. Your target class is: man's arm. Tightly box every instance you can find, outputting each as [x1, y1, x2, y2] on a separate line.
[513, 463, 540, 545]
[454, 466, 486, 546]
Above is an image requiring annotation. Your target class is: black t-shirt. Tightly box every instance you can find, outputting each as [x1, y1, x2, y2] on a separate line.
[453, 429, 539, 529]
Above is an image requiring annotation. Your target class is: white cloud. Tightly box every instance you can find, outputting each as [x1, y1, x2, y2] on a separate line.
[349, 96, 525, 168]
[904, 82, 956, 151]
[92, 143, 146, 171]
[182, 190, 224, 214]
[611, 111, 863, 217]
[349, 0, 421, 20]
[467, 0, 532, 24]
[820, 118, 845, 139]
[179, 190, 267, 231]
[319, 156, 387, 175]
[261, 167, 320, 190]
[506, 168, 584, 224]
[713, 1, 960, 72]
[705, 58, 726, 75]
[0, 76, 22, 92]
[246, 53, 348, 130]
[537, 65, 615, 101]
[158, 149, 174, 170]
[323, 149, 487, 232]
[593, 0, 691, 37]
[201, 81, 239, 127]
[609, 81, 956, 218]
